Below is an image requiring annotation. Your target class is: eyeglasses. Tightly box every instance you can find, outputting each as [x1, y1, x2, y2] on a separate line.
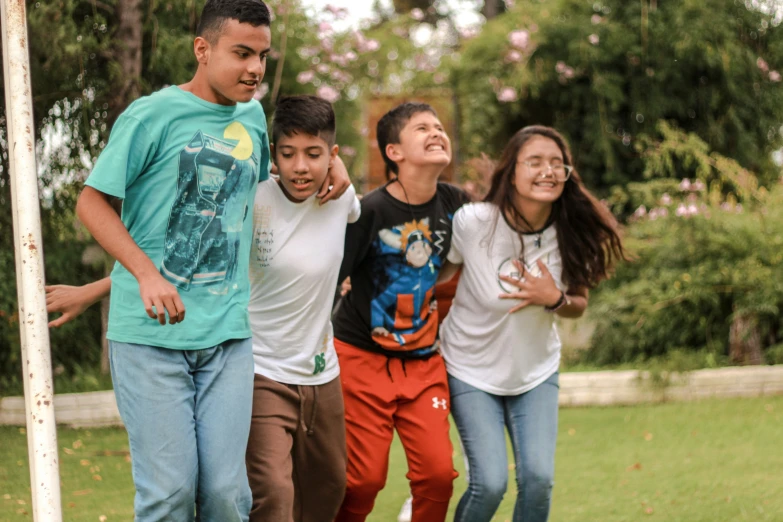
[518, 161, 573, 181]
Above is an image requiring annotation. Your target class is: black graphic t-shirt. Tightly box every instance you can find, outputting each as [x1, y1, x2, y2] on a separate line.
[333, 182, 469, 359]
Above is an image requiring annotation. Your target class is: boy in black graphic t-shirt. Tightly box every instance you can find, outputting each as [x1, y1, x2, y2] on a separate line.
[333, 102, 469, 522]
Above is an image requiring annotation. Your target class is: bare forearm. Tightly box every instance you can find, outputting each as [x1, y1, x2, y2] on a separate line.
[84, 277, 112, 306]
[76, 187, 158, 280]
[555, 288, 589, 319]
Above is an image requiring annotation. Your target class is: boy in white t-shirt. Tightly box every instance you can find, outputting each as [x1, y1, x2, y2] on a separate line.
[46, 95, 360, 522]
[244, 95, 359, 522]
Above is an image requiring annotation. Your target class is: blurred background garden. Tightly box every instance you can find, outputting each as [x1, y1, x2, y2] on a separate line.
[2, 0, 782, 395]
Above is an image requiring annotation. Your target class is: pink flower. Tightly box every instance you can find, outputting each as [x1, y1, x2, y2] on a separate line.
[316, 64, 331, 74]
[555, 61, 567, 73]
[720, 202, 732, 211]
[770, 71, 781, 82]
[633, 205, 647, 218]
[692, 180, 705, 192]
[504, 0, 515, 8]
[675, 203, 687, 217]
[679, 178, 691, 191]
[757, 57, 769, 72]
[410, 8, 424, 21]
[316, 85, 341, 103]
[359, 39, 380, 53]
[562, 67, 575, 79]
[253, 83, 269, 100]
[508, 30, 530, 50]
[591, 14, 602, 24]
[296, 70, 316, 84]
[660, 193, 672, 205]
[345, 51, 358, 61]
[460, 27, 479, 39]
[342, 146, 357, 157]
[505, 50, 523, 63]
[318, 22, 332, 34]
[330, 70, 352, 84]
[497, 87, 518, 103]
[588, 34, 599, 45]
[320, 37, 334, 52]
[687, 203, 698, 216]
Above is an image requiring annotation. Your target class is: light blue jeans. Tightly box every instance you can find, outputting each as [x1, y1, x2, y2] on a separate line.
[109, 339, 254, 522]
[449, 372, 559, 522]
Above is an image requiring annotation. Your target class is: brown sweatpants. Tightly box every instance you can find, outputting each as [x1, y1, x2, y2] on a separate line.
[245, 373, 347, 522]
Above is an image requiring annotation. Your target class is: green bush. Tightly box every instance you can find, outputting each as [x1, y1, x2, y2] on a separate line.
[585, 182, 783, 366]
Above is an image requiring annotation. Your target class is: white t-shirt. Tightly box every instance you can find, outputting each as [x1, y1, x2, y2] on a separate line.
[440, 202, 564, 396]
[248, 179, 361, 385]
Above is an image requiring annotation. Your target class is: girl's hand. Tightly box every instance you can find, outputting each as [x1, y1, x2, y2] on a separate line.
[498, 259, 562, 314]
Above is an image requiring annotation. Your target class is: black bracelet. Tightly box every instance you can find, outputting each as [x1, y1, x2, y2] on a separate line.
[544, 291, 567, 313]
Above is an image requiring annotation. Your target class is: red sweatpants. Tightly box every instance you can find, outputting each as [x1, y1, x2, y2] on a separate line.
[334, 339, 457, 522]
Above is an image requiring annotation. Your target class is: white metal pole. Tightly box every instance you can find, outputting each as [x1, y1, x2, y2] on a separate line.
[1, 1, 63, 520]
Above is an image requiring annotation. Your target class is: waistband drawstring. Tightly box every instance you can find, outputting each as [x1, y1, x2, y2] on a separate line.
[298, 385, 319, 436]
[385, 357, 408, 381]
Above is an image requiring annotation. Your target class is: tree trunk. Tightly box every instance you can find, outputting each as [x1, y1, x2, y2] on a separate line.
[108, 0, 143, 124]
[729, 309, 764, 365]
[482, 0, 506, 20]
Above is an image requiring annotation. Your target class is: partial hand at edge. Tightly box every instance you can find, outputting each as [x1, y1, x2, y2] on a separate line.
[318, 155, 352, 204]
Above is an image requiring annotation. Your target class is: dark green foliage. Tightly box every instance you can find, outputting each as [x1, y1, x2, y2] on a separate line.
[453, 0, 783, 195]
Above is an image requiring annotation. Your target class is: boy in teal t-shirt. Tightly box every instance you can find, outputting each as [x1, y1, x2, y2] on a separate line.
[87, 86, 268, 348]
[71, 0, 348, 520]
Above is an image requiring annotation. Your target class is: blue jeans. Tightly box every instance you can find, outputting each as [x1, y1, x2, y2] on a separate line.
[449, 372, 559, 522]
[110, 339, 254, 522]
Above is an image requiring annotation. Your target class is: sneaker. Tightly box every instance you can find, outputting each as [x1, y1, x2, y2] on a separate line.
[397, 496, 413, 522]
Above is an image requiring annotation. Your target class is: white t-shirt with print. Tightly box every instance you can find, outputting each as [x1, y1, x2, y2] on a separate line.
[440, 202, 564, 396]
[248, 179, 361, 385]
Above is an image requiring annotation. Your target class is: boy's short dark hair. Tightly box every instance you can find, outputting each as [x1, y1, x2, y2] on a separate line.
[197, 0, 271, 42]
[272, 95, 336, 147]
[377, 102, 437, 177]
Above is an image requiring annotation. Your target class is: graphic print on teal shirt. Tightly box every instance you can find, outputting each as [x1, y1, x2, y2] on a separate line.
[161, 122, 257, 292]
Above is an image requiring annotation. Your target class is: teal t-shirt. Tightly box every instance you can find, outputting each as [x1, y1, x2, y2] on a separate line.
[85, 86, 270, 349]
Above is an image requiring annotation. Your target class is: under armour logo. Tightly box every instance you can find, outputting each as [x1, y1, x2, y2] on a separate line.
[432, 397, 447, 410]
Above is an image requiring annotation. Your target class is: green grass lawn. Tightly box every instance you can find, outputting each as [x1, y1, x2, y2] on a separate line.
[2, 396, 782, 521]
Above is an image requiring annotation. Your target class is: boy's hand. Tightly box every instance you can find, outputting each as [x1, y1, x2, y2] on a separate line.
[138, 272, 186, 325]
[318, 155, 351, 205]
[340, 277, 352, 296]
[498, 259, 562, 314]
[46, 285, 91, 327]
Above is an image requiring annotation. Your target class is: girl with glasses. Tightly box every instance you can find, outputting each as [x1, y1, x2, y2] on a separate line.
[437, 125, 626, 522]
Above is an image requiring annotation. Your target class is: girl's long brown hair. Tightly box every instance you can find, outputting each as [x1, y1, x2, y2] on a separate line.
[484, 125, 626, 289]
